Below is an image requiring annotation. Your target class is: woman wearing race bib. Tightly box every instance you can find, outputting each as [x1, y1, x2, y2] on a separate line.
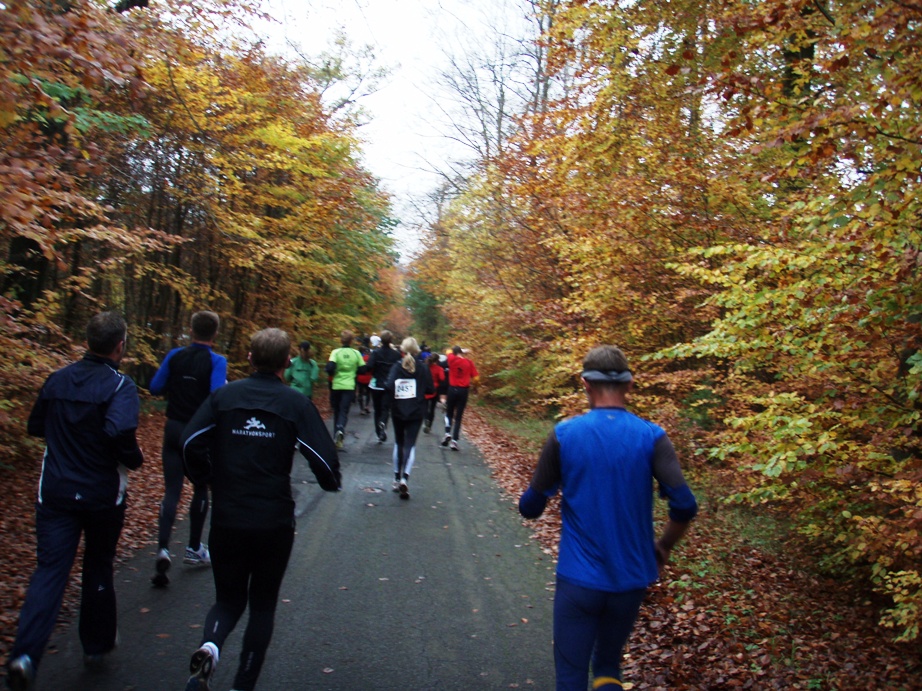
[384, 338, 433, 500]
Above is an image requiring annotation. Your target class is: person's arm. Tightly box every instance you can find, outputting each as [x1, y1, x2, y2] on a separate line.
[655, 520, 692, 568]
[651, 434, 698, 567]
[519, 430, 561, 519]
[104, 376, 144, 470]
[181, 395, 217, 485]
[384, 361, 400, 392]
[210, 352, 227, 391]
[148, 349, 175, 395]
[26, 384, 49, 438]
[309, 359, 319, 384]
[296, 400, 341, 491]
[422, 361, 434, 397]
[325, 349, 338, 376]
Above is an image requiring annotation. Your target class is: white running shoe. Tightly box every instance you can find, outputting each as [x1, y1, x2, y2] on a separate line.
[399, 479, 410, 500]
[450, 439, 459, 451]
[185, 643, 218, 691]
[184, 544, 211, 566]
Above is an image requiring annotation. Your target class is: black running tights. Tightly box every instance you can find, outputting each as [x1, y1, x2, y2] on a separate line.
[201, 523, 294, 691]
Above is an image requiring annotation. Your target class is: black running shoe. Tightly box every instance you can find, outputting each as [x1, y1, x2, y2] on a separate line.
[151, 547, 171, 587]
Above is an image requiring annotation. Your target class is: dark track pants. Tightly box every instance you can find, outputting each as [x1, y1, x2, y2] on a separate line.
[200, 523, 295, 691]
[157, 418, 208, 550]
[424, 397, 438, 427]
[370, 387, 391, 434]
[552, 578, 646, 690]
[11, 502, 125, 668]
[330, 389, 355, 434]
[443, 386, 470, 441]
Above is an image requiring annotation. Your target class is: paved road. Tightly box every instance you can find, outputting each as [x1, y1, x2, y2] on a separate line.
[33, 404, 557, 690]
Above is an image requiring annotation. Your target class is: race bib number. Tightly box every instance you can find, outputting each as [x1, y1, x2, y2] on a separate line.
[394, 378, 417, 400]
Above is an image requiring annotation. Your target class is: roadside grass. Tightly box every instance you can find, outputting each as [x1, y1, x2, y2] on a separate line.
[472, 400, 555, 455]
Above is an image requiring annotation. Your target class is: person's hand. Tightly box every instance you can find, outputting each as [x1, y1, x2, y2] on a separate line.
[654, 540, 671, 570]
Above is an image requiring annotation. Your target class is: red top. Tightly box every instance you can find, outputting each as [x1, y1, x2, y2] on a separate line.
[446, 353, 479, 388]
[426, 360, 445, 399]
[356, 353, 372, 385]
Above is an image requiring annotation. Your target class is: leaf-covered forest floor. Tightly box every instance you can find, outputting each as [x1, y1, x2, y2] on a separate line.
[463, 407, 922, 690]
[1, 401, 920, 689]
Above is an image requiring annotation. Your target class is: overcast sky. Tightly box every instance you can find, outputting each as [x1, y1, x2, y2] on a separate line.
[256, 0, 526, 258]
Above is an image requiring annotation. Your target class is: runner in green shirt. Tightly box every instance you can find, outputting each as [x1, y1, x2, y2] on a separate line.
[284, 341, 319, 399]
[327, 330, 365, 449]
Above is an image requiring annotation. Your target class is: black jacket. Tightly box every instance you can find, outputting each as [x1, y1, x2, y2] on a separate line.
[364, 344, 401, 389]
[28, 353, 143, 510]
[181, 372, 340, 530]
[385, 357, 434, 421]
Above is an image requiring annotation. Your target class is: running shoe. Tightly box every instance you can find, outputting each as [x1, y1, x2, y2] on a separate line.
[399, 479, 410, 500]
[392, 480, 401, 492]
[83, 628, 119, 669]
[440, 433, 451, 447]
[450, 439, 459, 451]
[377, 422, 387, 443]
[423, 421, 431, 434]
[184, 544, 211, 566]
[335, 430, 344, 449]
[7, 654, 34, 691]
[151, 547, 171, 587]
[185, 645, 216, 691]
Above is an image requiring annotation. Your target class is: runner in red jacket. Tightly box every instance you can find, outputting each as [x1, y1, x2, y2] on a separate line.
[423, 353, 445, 434]
[440, 345, 479, 451]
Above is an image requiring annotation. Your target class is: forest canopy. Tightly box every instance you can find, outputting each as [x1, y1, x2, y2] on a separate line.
[0, 0, 398, 413]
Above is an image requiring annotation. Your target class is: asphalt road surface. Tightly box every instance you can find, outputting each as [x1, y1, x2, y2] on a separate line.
[32, 402, 557, 690]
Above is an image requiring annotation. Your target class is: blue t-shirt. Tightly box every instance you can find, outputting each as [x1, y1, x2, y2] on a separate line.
[553, 408, 666, 592]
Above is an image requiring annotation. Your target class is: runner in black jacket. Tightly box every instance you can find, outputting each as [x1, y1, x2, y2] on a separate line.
[180, 328, 340, 691]
[364, 329, 401, 442]
[384, 337, 433, 500]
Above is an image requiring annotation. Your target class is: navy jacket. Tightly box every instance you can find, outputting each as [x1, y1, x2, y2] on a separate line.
[181, 372, 341, 531]
[28, 353, 143, 510]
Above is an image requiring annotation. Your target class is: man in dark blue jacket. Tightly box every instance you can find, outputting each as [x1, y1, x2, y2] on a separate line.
[6, 311, 144, 691]
[180, 328, 340, 691]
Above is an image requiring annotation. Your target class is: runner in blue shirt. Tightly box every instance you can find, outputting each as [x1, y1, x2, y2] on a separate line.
[519, 345, 698, 690]
[149, 310, 227, 586]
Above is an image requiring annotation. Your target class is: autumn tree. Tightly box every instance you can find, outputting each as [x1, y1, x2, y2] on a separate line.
[414, 0, 922, 640]
[656, 0, 922, 640]
[0, 0, 398, 457]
